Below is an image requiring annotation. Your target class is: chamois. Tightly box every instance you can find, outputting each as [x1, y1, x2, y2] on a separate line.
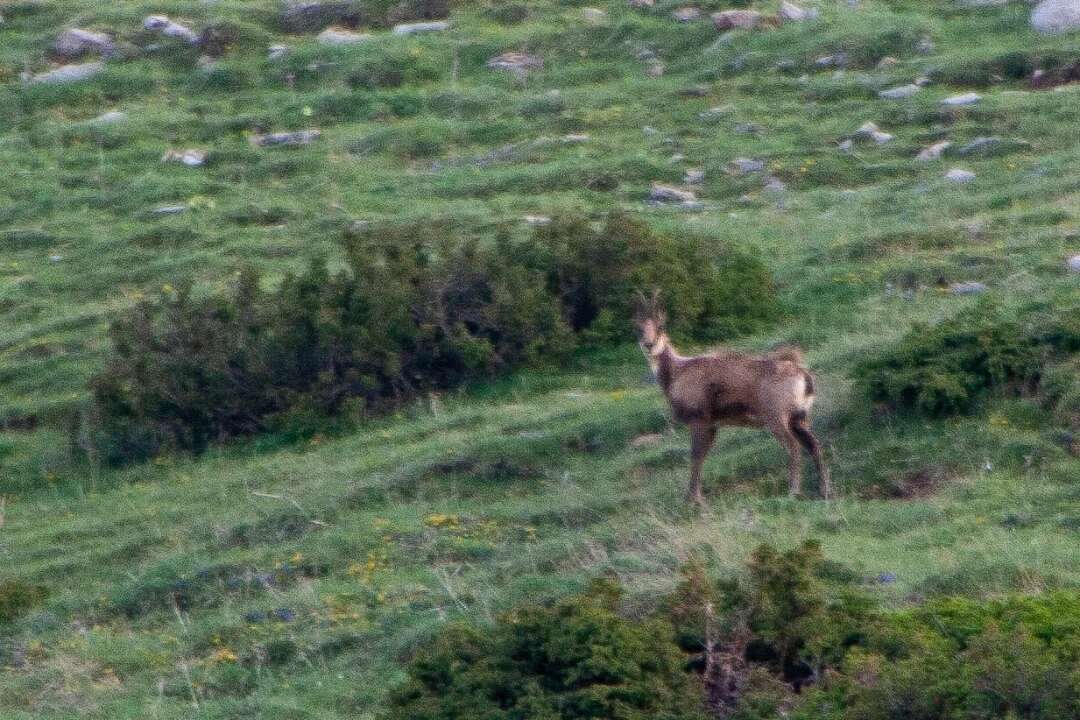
[633, 291, 831, 504]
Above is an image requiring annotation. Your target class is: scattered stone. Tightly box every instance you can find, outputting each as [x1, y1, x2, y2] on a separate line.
[649, 182, 696, 202]
[268, 45, 290, 60]
[778, 1, 812, 22]
[91, 110, 127, 124]
[673, 7, 701, 22]
[815, 53, 848, 68]
[642, 125, 660, 136]
[712, 10, 763, 30]
[728, 157, 764, 175]
[1031, 0, 1080, 34]
[281, 1, 362, 33]
[876, 56, 899, 69]
[684, 169, 705, 184]
[517, 430, 548, 440]
[250, 129, 321, 147]
[763, 176, 786, 193]
[916, 140, 951, 161]
[956, 136, 1002, 156]
[631, 433, 664, 448]
[153, 205, 188, 215]
[562, 133, 590, 144]
[523, 215, 551, 226]
[162, 149, 207, 167]
[853, 121, 893, 144]
[392, 21, 450, 35]
[317, 27, 371, 45]
[949, 281, 987, 294]
[916, 37, 935, 54]
[629, 0, 655, 7]
[679, 84, 709, 97]
[48, 254, 63, 263]
[734, 122, 762, 135]
[645, 60, 665, 77]
[698, 104, 734, 121]
[27, 62, 103, 85]
[879, 83, 921, 99]
[945, 167, 976, 183]
[838, 138, 853, 152]
[54, 28, 114, 59]
[143, 15, 199, 44]
[582, 7, 607, 24]
[486, 52, 543, 71]
[942, 92, 981, 105]
[1065, 254, 1080, 272]
[669, 154, 685, 163]
[196, 55, 218, 73]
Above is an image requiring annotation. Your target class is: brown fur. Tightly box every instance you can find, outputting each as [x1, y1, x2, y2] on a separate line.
[634, 292, 831, 504]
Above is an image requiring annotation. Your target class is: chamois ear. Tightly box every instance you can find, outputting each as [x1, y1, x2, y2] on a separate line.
[633, 289, 649, 319]
[649, 289, 666, 324]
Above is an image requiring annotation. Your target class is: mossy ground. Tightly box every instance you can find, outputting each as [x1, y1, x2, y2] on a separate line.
[0, 1, 1078, 717]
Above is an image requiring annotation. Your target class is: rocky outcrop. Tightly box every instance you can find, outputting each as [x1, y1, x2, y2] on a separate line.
[54, 29, 115, 59]
[143, 15, 199, 44]
[27, 62, 104, 85]
[712, 10, 763, 30]
[317, 28, 372, 44]
[281, 1, 362, 32]
[1031, 0, 1080, 34]
[250, 130, 322, 147]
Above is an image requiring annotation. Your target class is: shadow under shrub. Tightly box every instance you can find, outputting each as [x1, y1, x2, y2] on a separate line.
[81, 213, 778, 465]
[854, 301, 1079, 418]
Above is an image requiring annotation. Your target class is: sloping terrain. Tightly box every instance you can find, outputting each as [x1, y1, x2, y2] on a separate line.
[0, 1, 1078, 717]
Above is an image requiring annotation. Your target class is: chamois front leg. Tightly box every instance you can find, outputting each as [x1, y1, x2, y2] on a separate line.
[688, 423, 715, 507]
[767, 421, 803, 498]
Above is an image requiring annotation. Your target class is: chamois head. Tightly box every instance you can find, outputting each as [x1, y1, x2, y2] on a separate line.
[633, 289, 667, 357]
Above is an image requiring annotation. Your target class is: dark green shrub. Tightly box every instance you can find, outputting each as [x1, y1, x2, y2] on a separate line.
[855, 302, 1080, 417]
[386, 581, 708, 720]
[0, 579, 48, 624]
[84, 214, 777, 463]
[346, 51, 442, 90]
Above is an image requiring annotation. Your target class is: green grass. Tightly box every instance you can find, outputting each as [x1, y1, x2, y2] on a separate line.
[1, 0, 1079, 717]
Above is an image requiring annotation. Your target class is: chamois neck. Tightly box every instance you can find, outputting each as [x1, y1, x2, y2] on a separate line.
[649, 334, 682, 392]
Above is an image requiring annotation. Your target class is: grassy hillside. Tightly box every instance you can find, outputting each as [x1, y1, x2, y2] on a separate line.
[0, 0, 1078, 717]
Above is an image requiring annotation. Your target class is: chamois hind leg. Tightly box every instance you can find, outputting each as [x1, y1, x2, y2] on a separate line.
[790, 413, 831, 499]
[688, 423, 716, 507]
[767, 419, 803, 499]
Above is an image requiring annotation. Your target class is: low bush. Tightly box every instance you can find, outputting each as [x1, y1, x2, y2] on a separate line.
[385, 580, 708, 720]
[388, 543, 1080, 720]
[82, 214, 778, 464]
[854, 301, 1079, 417]
[0, 579, 48, 624]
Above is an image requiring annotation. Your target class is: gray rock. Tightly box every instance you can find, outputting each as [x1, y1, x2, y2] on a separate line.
[143, 15, 199, 44]
[645, 60, 665, 77]
[853, 121, 894, 144]
[486, 52, 543, 71]
[838, 139, 853, 152]
[523, 215, 551, 226]
[1031, 0, 1080, 34]
[712, 10, 763, 29]
[815, 53, 848, 68]
[684, 168, 705, 184]
[916, 37, 935, 54]
[250, 129, 321, 147]
[763, 176, 786, 193]
[27, 62, 104, 85]
[949, 281, 987, 294]
[649, 182, 696, 202]
[734, 122, 762, 135]
[698, 104, 734, 121]
[317, 28, 371, 45]
[153, 205, 188, 215]
[957, 136, 1031, 156]
[673, 7, 701, 22]
[879, 84, 921, 99]
[91, 110, 127, 124]
[268, 44, 290, 60]
[941, 92, 982, 106]
[876, 56, 899, 69]
[1067, 254, 1080, 272]
[54, 28, 115, 59]
[629, 0, 655, 7]
[778, 1, 813, 22]
[945, 167, 976, 183]
[916, 140, 951, 161]
[392, 21, 450, 35]
[728, 157, 764, 175]
[162, 149, 207, 167]
[562, 134, 590, 144]
[581, 7, 607, 24]
[281, 1, 361, 32]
